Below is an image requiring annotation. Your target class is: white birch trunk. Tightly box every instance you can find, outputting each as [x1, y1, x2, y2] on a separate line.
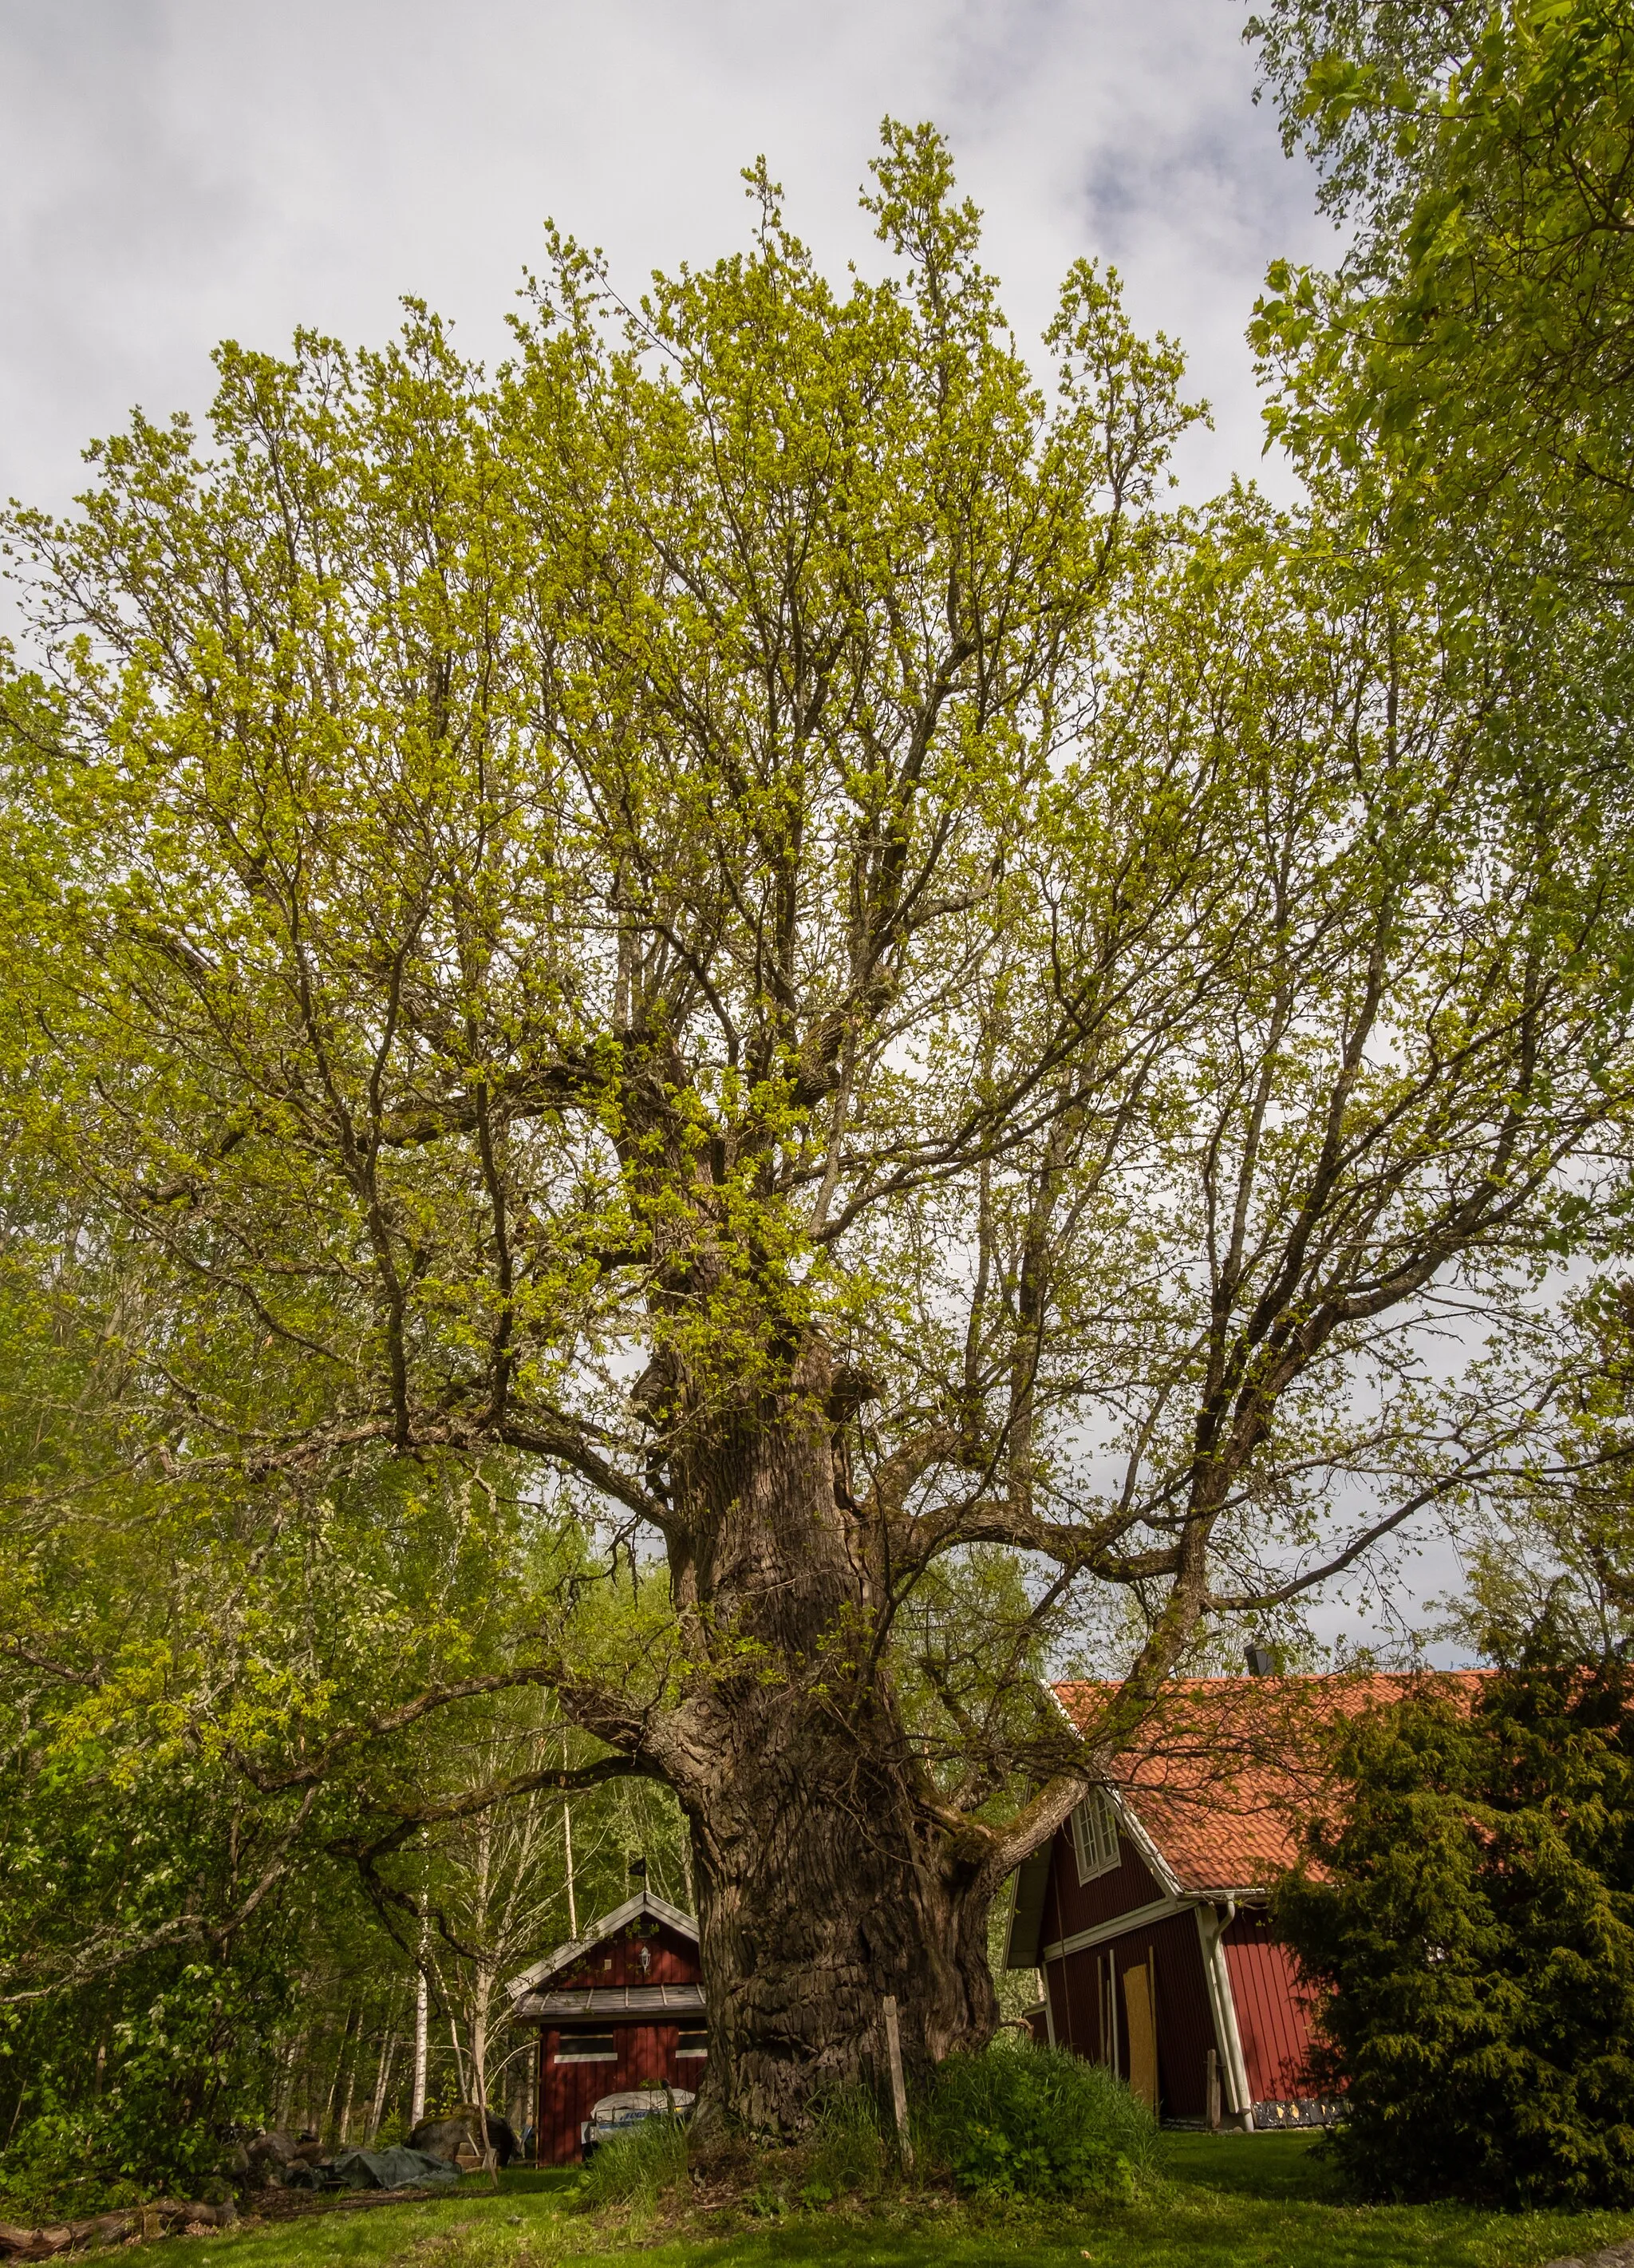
[411, 1905, 429, 2126]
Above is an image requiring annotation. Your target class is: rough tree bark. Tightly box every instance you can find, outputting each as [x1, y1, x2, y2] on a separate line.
[566, 1333, 1076, 2130]
[683, 1684, 1000, 2127]
[678, 1355, 989, 2119]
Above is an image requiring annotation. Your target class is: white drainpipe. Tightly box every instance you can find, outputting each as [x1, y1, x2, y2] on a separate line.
[1194, 1897, 1253, 2131]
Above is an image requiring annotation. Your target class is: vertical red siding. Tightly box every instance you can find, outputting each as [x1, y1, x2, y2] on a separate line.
[1147, 1910, 1218, 2120]
[546, 1919, 699, 1991]
[1047, 1942, 1110, 2061]
[1057, 1938, 1103, 2058]
[528, 1913, 706, 2163]
[1045, 1823, 1162, 1941]
[1222, 1912, 1316, 2101]
[535, 2021, 698, 2163]
[1044, 1954, 1070, 2049]
[1044, 1910, 1218, 2120]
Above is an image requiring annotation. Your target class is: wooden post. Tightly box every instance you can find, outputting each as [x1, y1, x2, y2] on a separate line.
[1206, 2048, 1222, 2132]
[881, 1996, 914, 2172]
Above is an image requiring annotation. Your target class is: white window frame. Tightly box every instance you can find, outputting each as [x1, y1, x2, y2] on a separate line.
[1070, 1787, 1121, 1884]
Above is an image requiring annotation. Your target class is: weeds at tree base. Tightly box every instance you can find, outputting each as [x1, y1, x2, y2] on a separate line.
[566, 2042, 1160, 2246]
[572, 2116, 689, 2223]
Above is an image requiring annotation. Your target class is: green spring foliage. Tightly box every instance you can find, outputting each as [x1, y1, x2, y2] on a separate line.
[1249, 0, 1634, 599]
[5, 32, 1634, 2184]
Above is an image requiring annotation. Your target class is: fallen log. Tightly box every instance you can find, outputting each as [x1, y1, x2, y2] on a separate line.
[0, 2200, 237, 2258]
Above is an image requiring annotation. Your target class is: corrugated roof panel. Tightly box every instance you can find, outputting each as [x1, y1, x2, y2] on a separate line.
[512, 1982, 706, 2024]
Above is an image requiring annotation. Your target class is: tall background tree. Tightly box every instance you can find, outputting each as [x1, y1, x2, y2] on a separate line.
[1249, 0, 1634, 593]
[1248, 0, 1634, 1660]
[2, 117, 1631, 2136]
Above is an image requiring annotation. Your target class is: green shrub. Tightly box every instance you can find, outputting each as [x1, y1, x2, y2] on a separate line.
[0, 1950, 281, 2215]
[919, 2038, 1157, 2203]
[576, 2110, 689, 2214]
[1273, 1654, 1634, 2207]
[0, 2112, 148, 2222]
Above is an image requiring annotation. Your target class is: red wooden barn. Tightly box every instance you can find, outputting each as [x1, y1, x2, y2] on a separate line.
[507, 1888, 707, 2163]
[1005, 1672, 1485, 2129]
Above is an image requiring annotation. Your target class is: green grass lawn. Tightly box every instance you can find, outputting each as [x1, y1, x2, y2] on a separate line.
[128, 2134, 1634, 2268]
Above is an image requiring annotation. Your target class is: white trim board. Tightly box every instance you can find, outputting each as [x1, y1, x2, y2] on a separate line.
[1036, 1682, 1185, 1899]
[1196, 1902, 1253, 2126]
[1101, 1790, 1186, 1900]
[1040, 1894, 1193, 1961]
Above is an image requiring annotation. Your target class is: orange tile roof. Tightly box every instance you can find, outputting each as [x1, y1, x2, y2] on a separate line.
[1052, 1672, 1490, 1894]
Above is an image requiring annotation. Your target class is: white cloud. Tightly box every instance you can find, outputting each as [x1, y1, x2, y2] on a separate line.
[0, 0, 1333, 516]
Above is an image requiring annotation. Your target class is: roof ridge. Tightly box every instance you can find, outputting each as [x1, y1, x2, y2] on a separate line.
[1052, 1668, 1490, 1693]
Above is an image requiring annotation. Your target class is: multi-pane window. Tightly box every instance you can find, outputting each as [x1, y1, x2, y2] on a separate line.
[676, 2030, 708, 2058]
[1070, 1787, 1120, 1883]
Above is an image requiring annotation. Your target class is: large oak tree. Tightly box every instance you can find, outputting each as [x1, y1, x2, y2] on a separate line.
[3, 124, 1631, 2130]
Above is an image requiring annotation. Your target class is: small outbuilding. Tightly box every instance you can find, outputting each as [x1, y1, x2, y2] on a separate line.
[507, 1889, 706, 2164]
[1005, 1672, 1485, 2130]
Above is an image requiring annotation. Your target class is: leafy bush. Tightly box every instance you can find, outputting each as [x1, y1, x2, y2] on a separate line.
[577, 2111, 689, 2214]
[1273, 1655, 1634, 2207]
[919, 2038, 1156, 2203]
[0, 1733, 305, 2209]
[0, 2112, 148, 2223]
[0, 1948, 288, 2212]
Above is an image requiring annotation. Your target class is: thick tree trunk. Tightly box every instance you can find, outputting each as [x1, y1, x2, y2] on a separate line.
[653, 1334, 1003, 2134]
[681, 1689, 999, 2133]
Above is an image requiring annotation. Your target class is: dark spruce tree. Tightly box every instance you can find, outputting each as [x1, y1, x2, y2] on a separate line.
[1273, 1655, 1634, 2207]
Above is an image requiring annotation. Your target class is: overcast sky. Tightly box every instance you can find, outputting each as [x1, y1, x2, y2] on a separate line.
[0, 0, 1336, 522]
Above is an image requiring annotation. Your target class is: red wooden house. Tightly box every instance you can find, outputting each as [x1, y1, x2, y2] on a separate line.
[1005, 1673, 1484, 2129]
[507, 1888, 707, 2163]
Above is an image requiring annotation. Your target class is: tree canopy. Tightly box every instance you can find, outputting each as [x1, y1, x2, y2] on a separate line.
[1250, 0, 1634, 592]
[2, 112, 1632, 2138]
